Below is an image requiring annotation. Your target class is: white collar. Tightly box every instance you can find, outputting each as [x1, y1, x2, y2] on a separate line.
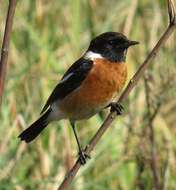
[84, 51, 103, 60]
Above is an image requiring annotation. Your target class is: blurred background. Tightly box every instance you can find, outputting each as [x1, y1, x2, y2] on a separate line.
[0, 0, 176, 189]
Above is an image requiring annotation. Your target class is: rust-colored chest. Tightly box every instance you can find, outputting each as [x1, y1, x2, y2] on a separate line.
[78, 58, 128, 105]
[59, 58, 127, 118]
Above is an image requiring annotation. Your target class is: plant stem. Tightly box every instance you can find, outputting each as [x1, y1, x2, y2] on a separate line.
[57, 0, 176, 189]
[0, 0, 17, 106]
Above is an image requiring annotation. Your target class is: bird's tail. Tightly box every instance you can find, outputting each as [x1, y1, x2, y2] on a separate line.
[18, 108, 52, 143]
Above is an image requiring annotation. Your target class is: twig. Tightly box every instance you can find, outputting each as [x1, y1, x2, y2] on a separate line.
[135, 155, 145, 190]
[0, 0, 17, 106]
[144, 75, 160, 190]
[57, 1, 176, 189]
[161, 140, 170, 190]
[0, 143, 26, 180]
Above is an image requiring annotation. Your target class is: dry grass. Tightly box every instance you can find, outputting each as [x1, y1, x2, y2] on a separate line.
[0, 0, 176, 189]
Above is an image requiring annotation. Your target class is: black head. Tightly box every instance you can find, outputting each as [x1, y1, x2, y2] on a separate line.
[87, 32, 139, 62]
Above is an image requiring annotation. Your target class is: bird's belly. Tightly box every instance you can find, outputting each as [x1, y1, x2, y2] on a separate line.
[58, 59, 127, 120]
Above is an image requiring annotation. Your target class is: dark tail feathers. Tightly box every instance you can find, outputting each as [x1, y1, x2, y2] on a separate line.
[18, 108, 51, 143]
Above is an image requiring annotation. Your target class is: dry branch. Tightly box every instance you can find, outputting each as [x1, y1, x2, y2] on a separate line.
[57, 0, 176, 189]
[0, 0, 17, 106]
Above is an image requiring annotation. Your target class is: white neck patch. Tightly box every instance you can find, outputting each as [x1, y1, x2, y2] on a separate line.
[84, 51, 103, 60]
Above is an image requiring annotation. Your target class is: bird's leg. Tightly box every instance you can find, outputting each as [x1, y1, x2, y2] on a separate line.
[70, 122, 90, 165]
[106, 102, 124, 115]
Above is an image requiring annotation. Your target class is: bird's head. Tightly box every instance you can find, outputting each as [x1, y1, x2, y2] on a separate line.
[86, 32, 139, 62]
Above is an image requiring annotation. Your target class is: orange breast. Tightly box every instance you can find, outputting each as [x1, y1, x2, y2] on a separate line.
[58, 58, 127, 119]
[84, 59, 127, 103]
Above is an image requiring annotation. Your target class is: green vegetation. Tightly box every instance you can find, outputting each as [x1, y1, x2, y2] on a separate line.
[0, 0, 176, 189]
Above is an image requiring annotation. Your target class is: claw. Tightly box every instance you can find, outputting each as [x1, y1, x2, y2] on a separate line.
[109, 102, 124, 115]
[78, 150, 90, 165]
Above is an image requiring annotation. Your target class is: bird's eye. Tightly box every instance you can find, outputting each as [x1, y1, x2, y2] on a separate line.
[109, 40, 114, 45]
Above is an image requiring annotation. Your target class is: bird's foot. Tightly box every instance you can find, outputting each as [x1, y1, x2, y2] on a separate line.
[109, 102, 124, 115]
[78, 150, 90, 165]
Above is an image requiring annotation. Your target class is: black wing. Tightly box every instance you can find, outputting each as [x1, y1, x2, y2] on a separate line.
[40, 58, 93, 114]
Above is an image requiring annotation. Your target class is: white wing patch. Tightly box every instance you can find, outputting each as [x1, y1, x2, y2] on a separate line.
[59, 73, 74, 84]
[84, 51, 103, 60]
[60, 52, 101, 83]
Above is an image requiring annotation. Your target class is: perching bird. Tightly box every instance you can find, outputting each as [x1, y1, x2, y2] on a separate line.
[18, 32, 139, 164]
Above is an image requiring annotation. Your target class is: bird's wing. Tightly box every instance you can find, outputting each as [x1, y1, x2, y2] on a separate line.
[40, 58, 93, 114]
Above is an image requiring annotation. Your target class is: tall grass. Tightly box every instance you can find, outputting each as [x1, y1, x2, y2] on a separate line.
[0, 0, 176, 189]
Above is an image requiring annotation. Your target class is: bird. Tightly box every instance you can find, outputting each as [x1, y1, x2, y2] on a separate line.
[18, 32, 139, 164]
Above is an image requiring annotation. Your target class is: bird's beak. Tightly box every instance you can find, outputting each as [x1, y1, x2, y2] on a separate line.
[127, 40, 139, 47]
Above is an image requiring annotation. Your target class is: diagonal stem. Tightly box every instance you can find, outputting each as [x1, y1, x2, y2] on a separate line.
[168, 0, 176, 24]
[57, 0, 176, 189]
